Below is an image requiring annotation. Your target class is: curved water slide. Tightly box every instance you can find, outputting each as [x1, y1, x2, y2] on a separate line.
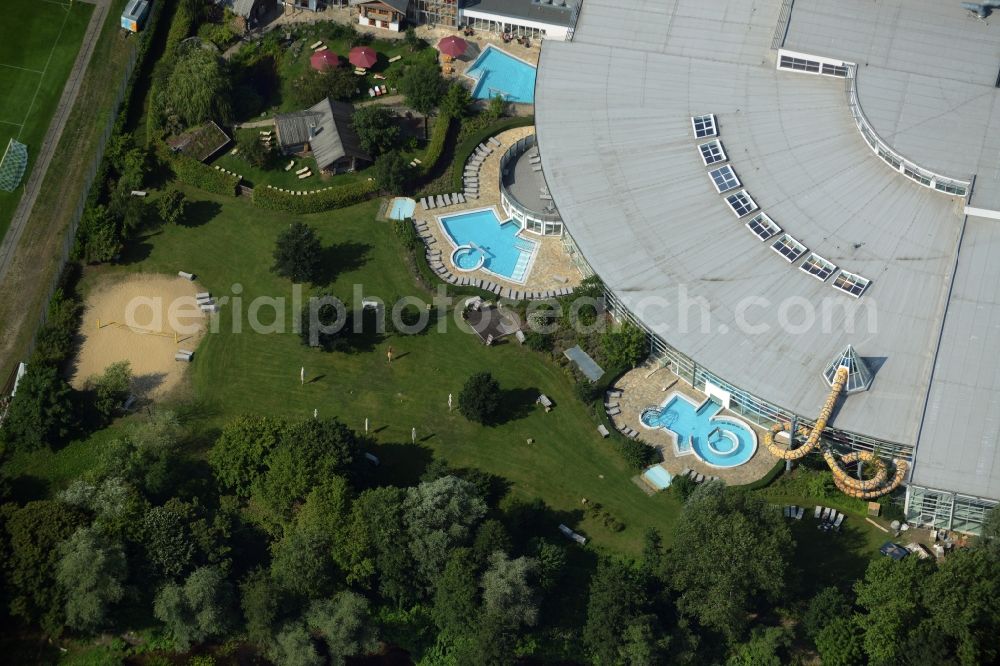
[763, 365, 906, 499]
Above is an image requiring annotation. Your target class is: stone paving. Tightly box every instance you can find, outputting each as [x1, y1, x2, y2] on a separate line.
[414, 126, 582, 294]
[610, 362, 779, 485]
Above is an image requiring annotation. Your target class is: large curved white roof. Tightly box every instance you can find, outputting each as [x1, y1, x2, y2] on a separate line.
[536, 0, 1000, 499]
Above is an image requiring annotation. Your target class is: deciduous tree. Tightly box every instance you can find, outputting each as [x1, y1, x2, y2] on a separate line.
[56, 527, 127, 633]
[352, 106, 399, 157]
[457, 371, 501, 424]
[153, 565, 237, 651]
[164, 47, 232, 126]
[272, 222, 323, 284]
[0, 364, 74, 451]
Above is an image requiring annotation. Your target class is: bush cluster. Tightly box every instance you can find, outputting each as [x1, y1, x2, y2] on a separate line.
[251, 180, 377, 214]
[617, 437, 659, 470]
[172, 156, 240, 196]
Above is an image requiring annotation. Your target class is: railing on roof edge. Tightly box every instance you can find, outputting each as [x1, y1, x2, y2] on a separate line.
[499, 134, 563, 223]
[844, 64, 972, 198]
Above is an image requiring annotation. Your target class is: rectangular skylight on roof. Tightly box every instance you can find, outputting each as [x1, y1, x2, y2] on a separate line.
[691, 114, 717, 138]
[833, 270, 871, 297]
[708, 165, 740, 193]
[770, 233, 807, 263]
[725, 190, 757, 217]
[698, 139, 727, 165]
[745, 212, 781, 241]
[799, 253, 837, 281]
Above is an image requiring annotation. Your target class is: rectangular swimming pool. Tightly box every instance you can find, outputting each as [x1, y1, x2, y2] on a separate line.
[438, 208, 537, 283]
[465, 45, 537, 103]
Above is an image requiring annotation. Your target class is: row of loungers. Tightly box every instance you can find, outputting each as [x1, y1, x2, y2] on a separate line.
[678, 469, 721, 484]
[464, 141, 496, 199]
[419, 193, 465, 210]
[814, 506, 846, 531]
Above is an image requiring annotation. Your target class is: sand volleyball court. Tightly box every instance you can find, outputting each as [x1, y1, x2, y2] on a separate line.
[72, 273, 208, 398]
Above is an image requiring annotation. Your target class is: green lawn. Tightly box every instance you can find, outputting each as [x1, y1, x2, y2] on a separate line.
[66, 187, 681, 555]
[0, 0, 93, 240]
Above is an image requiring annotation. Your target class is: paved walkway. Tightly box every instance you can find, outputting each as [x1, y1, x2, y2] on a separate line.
[0, 0, 112, 283]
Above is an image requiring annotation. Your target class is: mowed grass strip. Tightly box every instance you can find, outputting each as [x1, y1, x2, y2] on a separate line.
[73, 188, 680, 554]
[0, 0, 93, 240]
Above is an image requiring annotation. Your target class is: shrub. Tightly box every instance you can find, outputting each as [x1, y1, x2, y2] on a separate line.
[617, 438, 658, 469]
[392, 218, 420, 251]
[524, 332, 551, 352]
[156, 187, 188, 225]
[458, 372, 501, 424]
[601, 321, 648, 369]
[399, 60, 445, 115]
[33, 287, 82, 366]
[670, 474, 698, 501]
[251, 180, 377, 214]
[373, 151, 410, 193]
[172, 155, 239, 196]
[92, 361, 133, 424]
[353, 106, 400, 157]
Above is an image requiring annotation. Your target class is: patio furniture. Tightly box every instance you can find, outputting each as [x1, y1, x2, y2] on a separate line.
[515, 330, 526, 344]
[178, 271, 195, 280]
[607, 406, 621, 416]
[489, 137, 502, 147]
[694, 473, 704, 483]
[796, 507, 805, 520]
[597, 424, 610, 438]
[821, 507, 831, 521]
[833, 513, 846, 529]
[538, 394, 557, 412]
[814, 505, 822, 519]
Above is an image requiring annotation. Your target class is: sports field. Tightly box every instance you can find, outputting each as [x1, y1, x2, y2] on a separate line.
[0, 0, 93, 239]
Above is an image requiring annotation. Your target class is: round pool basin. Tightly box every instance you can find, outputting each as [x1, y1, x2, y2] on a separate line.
[452, 245, 486, 272]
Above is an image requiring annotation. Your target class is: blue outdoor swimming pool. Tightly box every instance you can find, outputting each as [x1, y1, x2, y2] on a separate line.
[440, 208, 536, 282]
[642, 466, 673, 490]
[465, 46, 537, 103]
[641, 395, 757, 468]
[388, 197, 416, 220]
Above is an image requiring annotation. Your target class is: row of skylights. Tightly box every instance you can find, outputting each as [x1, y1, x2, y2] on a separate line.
[691, 114, 717, 138]
[709, 165, 740, 193]
[777, 54, 848, 78]
[699, 139, 727, 165]
[689, 114, 872, 298]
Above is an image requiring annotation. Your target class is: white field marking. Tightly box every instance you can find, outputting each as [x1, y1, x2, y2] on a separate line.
[0, 120, 25, 127]
[0, 63, 44, 75]
[18, 5, 73, 139]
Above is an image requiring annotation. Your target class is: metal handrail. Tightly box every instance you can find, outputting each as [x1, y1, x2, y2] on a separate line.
[844, 64, 971, 196]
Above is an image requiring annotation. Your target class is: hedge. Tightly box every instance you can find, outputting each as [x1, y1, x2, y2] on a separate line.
[172, 155, 240, 196]
[450, 115, 535, 192]
[737, 459, 785, 491]
[250, 180, 378, 214]
[420, 114, 452, 177]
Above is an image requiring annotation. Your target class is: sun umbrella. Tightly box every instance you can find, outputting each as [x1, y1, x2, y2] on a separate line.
[310, 50, 340, 71]
[437, 35, 468, 58]
[349, 46, 378, 69]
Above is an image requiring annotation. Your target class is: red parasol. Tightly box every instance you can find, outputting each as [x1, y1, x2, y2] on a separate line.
[310, 50, 340, 71]
[437, 35, 468, 58]
[348, 46, 378, 69]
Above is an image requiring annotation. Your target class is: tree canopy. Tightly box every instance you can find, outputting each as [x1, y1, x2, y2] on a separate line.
[457, 371, 502, 424]
[272, 221, 324, 284]
[163, 46, 232, 126]
[399, 60, 445, 115]
[352, 106, 400, 157]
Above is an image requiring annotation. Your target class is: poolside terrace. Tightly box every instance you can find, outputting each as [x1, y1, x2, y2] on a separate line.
[610, 362, 779, 486]
[415, 126, 581, 293]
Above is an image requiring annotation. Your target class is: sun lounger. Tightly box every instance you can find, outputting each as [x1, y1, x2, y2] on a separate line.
[435, 195, 445, 207]
[694, 473, 704, 483]
[175, 352, 193, 362]
[455, 193, 466, 203]
[537, 394, 553, 411]
[532, 165, 543, 172]
[297, 171, 311, 179]
[310, 40, 323, 49]
[443, 194, 452, 205]
[296, 166, 309, 175]
[426, 198, 436, 209]
[628, 429, 639, 439]
[368, 88, 376, 97]
[814, 505, 822, 519]
[515, 330, 526, 344]
[597, 424, 610, 438]
[388, 55, 402, 63]
[821, 507, 831, 521]
[380, 85, 387, 94]
[796, 507, 805, 520]
[489, 137, 502, 148]
[833, 513, 845, 529]
[607, 406, 621, 416]
[178, 271, 194, 280]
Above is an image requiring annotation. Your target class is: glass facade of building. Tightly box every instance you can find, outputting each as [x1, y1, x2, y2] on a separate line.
[905, 485, 997, 536]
